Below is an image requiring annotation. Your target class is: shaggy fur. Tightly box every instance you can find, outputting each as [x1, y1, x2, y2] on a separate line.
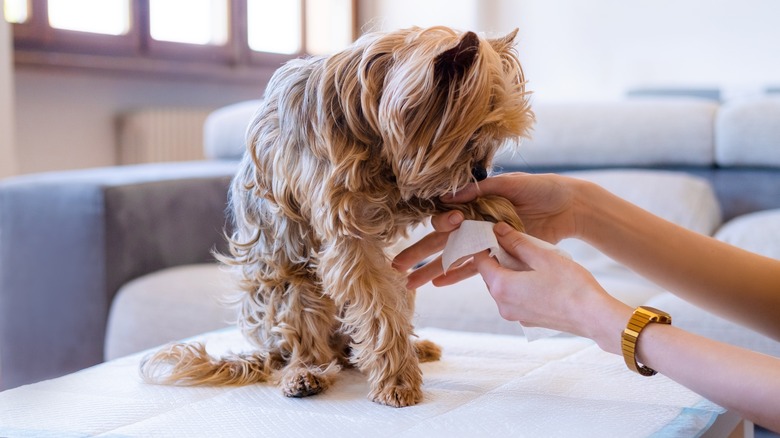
[140, 26, 533, 407]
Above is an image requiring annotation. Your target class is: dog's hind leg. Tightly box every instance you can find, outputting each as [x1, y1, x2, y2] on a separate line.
[273, 278, 343, 398]
[237, 270, 343, 398]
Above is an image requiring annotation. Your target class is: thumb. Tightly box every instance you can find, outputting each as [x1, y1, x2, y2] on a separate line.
[473, 249, 511, 287]
[493, 222, 556, 269]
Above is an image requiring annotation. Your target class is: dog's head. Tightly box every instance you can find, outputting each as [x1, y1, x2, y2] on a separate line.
[343, 27, 534, 201]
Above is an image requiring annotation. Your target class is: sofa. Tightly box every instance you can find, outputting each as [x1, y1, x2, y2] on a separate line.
[2, 96, 780, 392]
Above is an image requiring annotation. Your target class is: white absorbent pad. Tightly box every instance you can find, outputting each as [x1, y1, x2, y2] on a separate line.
[0, 328, 724, 437]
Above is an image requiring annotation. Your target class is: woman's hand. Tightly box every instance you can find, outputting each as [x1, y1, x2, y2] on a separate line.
[442, 172, 582, 243]
[394, 172, 588, 290]
[473, 222, 631, 354]
[392, 210, 466, 289]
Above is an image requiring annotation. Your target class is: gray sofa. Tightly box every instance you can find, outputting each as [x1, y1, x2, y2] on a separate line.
[3, 97, 780, 391]
[0, 99, 260, 390]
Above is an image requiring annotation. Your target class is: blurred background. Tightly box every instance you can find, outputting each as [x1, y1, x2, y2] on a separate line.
[2, 0, 779, 177]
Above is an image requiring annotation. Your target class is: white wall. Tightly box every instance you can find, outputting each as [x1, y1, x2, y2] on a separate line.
[360, 0, 780, 101]
[0, 17, 17, 178]
[359, 0, 481, 32]
[489, 0, 780, 101]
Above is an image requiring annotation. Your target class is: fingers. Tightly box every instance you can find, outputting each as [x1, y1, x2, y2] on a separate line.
[432, 259, 479, 286]
[472, 249, 503, 285]
[441, 182, 481, 203]
[405, 255, 443, 289]
[392, 211, 464, 272]
[430, 210, 465, 232]
[392, 232, 448, 272]
[492, 222, 549, 267]
[441, 173, 528, 203]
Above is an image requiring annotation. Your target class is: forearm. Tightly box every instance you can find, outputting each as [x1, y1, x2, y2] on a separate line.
[637, 323, 780, 432]
[575, 180, 780, 341]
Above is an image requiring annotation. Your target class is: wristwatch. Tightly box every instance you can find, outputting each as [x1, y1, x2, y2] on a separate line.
[621, 306, 672, 376]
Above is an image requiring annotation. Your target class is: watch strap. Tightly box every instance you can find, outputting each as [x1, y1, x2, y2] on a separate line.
[621, 306, 672, 376]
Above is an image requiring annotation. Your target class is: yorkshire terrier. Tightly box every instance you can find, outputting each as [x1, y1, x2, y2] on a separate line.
[141, 26, 533, 407]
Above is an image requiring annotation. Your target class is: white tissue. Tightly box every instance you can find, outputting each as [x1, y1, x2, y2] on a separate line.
[440, 220, 570, 341]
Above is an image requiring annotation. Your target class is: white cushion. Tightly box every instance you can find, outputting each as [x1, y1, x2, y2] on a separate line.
[104, 264, 237, 360]
[714, 209, 780, 259]
[496, 99, 718, 168]
[203, 100, 262, 160]
[715, 97, 780, 167]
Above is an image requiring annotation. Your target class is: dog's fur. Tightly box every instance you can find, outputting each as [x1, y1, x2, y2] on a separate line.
[140, 26, 533, 407]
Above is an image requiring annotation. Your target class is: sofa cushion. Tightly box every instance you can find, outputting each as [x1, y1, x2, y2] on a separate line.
[203, 100, 263, 160]
[716, 97, 780, 167]
[104, 264, 237, 360]
[496, 98, 718, 168]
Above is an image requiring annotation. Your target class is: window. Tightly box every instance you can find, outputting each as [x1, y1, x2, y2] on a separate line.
[5, 0, 357, 81]
[247, 0, 301, 54]
[3, 0, 29, 23]
[149, 0, 228, 45]
[48, 0, 131, 36]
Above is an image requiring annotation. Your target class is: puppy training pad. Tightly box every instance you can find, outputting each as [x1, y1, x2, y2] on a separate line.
[0, 328, 723, 437]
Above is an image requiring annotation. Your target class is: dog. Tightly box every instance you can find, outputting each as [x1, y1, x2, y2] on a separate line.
[140, 26, 533, 408]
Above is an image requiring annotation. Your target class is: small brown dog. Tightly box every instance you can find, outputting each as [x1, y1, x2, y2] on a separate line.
[141, 26, 533, 407]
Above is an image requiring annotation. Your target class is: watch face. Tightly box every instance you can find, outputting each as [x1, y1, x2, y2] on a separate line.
[638, 306, 672, 323]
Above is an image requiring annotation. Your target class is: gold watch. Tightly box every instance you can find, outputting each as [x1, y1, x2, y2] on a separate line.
[621, 306, 672, 376]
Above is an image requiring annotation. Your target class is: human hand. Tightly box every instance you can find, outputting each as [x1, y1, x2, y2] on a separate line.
[392, 210, 467, 289]
[474, 222, 630, 353]
[442, 172, 580, 243]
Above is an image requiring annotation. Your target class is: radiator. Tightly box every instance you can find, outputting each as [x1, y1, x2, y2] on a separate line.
[117, 108, 213, 164]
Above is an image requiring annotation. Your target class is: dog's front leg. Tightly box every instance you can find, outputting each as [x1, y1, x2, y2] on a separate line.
[319, 237, 423, 407]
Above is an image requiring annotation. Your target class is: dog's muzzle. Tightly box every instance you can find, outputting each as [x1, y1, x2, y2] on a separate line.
[472, 166, 488, 182]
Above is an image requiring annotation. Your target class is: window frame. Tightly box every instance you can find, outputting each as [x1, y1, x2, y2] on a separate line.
[9, 0, 358, 82]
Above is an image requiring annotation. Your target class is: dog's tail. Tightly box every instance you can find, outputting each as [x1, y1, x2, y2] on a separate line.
[139, 342, 272, 386]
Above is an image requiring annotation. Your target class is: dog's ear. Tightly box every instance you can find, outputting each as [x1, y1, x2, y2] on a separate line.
[488, 28, 518, 52]
[434, 31, 480, 78]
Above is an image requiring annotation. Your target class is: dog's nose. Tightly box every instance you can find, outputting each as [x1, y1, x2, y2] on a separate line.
[472, 166, 488, 181]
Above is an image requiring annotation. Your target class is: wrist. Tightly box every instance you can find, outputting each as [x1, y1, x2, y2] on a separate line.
[592, 299, 633, 356]
[568, 178, 604, 241]
[572, 282, 632, 355]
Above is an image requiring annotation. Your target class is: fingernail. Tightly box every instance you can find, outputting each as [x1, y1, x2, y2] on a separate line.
[448, 211, 464, 225]
[494, 222, 512, 236]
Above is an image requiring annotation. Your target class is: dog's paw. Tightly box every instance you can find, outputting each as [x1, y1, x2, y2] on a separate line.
[414, 339, 442, 363]
[371, 383, 423, 407]
[281, 370, 328, 398]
